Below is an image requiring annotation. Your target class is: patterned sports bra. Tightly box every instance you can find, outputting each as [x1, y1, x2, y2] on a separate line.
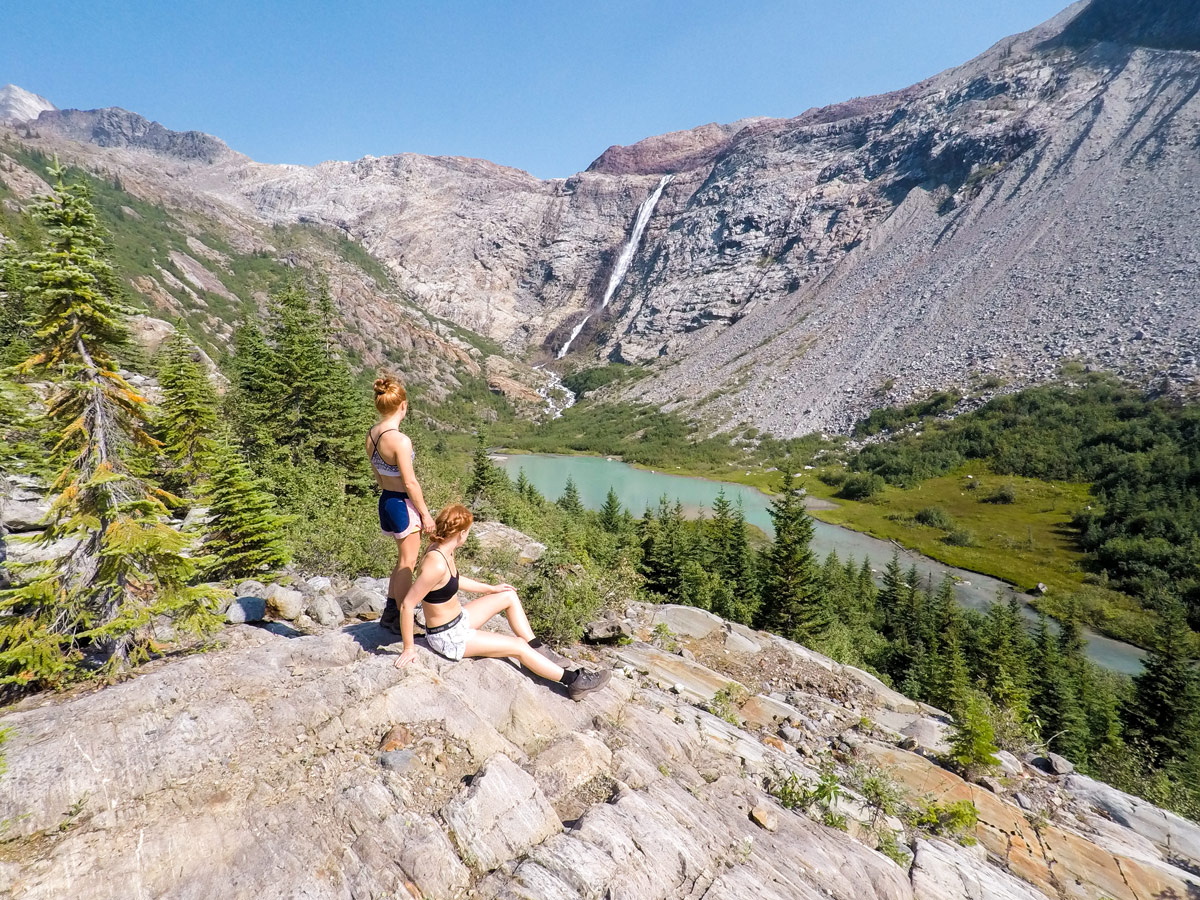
[369, 428, 415, 477]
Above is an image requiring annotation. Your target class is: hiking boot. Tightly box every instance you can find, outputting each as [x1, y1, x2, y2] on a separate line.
[534, 642, 572, 668]
[379, 599, 402, 635]
[567, 667, 611, 701]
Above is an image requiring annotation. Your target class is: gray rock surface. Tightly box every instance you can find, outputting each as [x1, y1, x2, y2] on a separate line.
[225, 596, 266, 624]
[1064, 772, 1200, 871]
[0, 497, 49, 532]
[2, 596, 1197, 899]
[652, 604, 725, 639]
[911, 838, 1048, 900]
[305, 592, 345, 627]
[443, 753, 562, 872]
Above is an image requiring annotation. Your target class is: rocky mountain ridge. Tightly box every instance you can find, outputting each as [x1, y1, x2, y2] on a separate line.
[5, 0, 1200, 435]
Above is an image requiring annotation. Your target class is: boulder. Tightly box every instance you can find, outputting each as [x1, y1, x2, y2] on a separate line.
[339, 585, 385, 616]
[994, 750, 1024, 777]
[305, 592, 346, 627]
[306, 576, 333, 594]
[225, 597, 266, 624]
[235, 579, 267, 599]
[899, 716, 951, 755]
[0, 496, 49, 532]
[442, 754, 561, 872]
[652, 604, 724, 639]
[265, 584, 305, 621]
[584, 618, 632, 643]
[723, 624, 762, 654]
[1031, 753, 1074, 776]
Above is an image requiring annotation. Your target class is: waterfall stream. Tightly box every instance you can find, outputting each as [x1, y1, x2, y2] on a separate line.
[557, 174, 673, 359]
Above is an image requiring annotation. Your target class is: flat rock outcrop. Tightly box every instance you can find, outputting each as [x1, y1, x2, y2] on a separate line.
[2, 600, 1196, 899]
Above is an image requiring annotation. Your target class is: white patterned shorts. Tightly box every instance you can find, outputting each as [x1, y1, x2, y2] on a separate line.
[424, 612, 474, 662]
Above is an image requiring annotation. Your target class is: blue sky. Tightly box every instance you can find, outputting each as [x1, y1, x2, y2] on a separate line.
[4, 0, 1070, 178]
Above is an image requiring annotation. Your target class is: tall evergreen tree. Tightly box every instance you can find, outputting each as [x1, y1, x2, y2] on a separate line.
[599, 487, 624, 534]
[1029, 615, 1088, 759]
[200, 436, 292, 579]
[467, 434, 505, 501]
[0, 162, 219, 683]
[1124, 599, 1200, 768]
[556, 475, 584, 517]
[708, 490, 759, 623]
[755, 472, 827, 644]
[156, 330, 219, 490]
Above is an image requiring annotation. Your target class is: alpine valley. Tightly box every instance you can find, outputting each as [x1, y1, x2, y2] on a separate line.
[3, 0, 1199, 435]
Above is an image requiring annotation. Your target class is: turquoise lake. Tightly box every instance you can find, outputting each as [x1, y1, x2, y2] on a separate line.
[495, 452, 1146, 675]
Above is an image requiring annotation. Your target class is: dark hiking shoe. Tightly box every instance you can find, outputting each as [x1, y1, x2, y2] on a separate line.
[379, 599, 402, 635]
[567, 667, 611, 701]
[534, 643, 572, 668]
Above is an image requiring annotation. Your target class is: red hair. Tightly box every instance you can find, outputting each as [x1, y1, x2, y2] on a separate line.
[433, 504, 473, 542]
[373, 375, 407, 415]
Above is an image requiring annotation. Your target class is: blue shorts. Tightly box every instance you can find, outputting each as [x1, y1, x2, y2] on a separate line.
[379, 490, 420, 538]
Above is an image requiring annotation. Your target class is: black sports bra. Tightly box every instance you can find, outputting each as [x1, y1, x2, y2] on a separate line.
[423, 548, 459, 604]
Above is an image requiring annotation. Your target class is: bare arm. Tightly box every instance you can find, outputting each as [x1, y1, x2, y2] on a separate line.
[391, 432, 435, 532]
[394, 553, 446, 667]
[458, 574, 512, 595]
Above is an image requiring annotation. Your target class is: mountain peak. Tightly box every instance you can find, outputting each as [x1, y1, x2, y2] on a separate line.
[0, 84, 56, 124]
[1052, 0, 1200, 51]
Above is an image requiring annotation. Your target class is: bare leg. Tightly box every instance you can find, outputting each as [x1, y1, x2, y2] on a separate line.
[463, 630, 563, 682]
[465, 589, 535, 641]
[390, 531, 420, 602]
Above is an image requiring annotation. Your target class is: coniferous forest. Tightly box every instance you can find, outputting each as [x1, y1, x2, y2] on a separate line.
[0, 166, 1197, 823]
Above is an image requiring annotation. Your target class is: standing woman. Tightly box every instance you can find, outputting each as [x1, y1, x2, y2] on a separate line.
[394, 504, 611, 701]
[368, 375, 436, 633]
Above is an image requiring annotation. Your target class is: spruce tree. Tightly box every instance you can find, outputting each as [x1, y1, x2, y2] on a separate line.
[229, 320, 278, 463]
[556, 476, 584, 517]
[1124, 599, 1200, 768]
[467, 434, 505, 501]
[708, 490, 758, 623]
[200, 436, 292, 579]
[948, 691, 1001, 780]
[156, 330, 219, 489]
[599, 487, 623, 534]
[515, 469, 543, 505]
[755, 472, 827, 644]
[1030, 615, 1088, 760]
[0, 162, 219, 683]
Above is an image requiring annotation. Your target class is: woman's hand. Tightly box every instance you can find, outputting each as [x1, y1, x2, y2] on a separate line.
[420, 512, 436, 535]
[494, 583, 517, 595]
[393, 646, 420, 668]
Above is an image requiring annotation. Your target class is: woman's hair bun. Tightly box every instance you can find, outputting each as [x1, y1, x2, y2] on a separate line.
[374, 374, 407, 414]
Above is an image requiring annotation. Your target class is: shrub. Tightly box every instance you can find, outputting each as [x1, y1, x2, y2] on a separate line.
[907, 799, 979, 845]
[839, 473, 885, 500]
[944, 528, 977, 547]
[986, 482, 1017, 504]
[914, 506, 956, 530]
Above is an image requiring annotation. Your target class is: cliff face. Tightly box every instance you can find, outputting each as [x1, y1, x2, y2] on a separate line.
[1, 600, 1197, 899]
[7, 0, 1200, 434]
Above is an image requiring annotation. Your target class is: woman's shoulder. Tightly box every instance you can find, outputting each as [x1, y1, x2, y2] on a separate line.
[420, 545, 448, 572]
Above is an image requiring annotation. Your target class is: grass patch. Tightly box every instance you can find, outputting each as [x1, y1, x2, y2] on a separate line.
[803, 461, 1094, 597]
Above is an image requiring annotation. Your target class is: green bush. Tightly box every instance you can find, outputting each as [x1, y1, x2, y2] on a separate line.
[839, 473, 885, 500]
[944, 527, 977, 547]
[986, 482, 1017, 504]
[914, 506, 956, 530]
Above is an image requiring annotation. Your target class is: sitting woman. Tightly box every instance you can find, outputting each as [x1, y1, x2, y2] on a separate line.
[392, 504, 610, 701]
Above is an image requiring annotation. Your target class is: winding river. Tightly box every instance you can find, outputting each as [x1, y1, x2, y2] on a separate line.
[495, 453, 1146, 675]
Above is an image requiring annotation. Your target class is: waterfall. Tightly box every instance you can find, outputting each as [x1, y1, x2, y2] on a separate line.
[533, 365, 577, 419]
[557, 174, 673, 359]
